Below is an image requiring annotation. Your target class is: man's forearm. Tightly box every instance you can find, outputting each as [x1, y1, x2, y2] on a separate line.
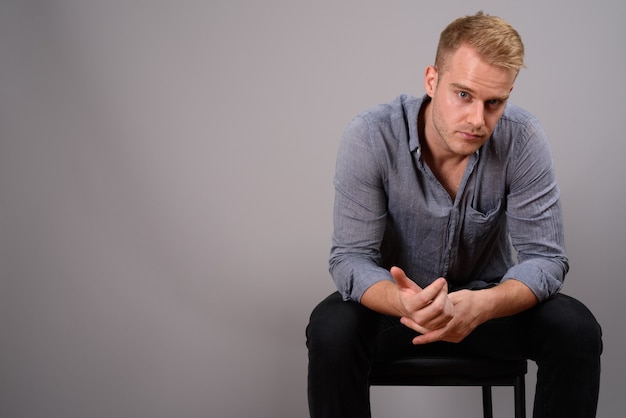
[473, 278, 539, 324]
[360, 280, 405, 317]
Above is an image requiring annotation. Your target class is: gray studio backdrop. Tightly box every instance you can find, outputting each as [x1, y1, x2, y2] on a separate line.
[1, 1, 624, 417]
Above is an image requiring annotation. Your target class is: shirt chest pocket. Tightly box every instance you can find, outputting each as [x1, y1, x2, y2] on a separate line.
[462, 199, 505, 242]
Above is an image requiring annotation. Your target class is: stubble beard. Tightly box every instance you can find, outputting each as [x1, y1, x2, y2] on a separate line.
[430, 102, 490, 157]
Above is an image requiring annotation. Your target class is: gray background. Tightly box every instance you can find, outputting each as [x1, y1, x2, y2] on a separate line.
[1, 1, 623, 417]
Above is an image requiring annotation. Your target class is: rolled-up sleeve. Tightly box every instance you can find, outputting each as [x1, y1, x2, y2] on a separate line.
[502, 116, 568, 301]
[329, 116, 392, 302]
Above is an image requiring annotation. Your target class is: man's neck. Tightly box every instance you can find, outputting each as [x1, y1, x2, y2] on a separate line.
[418, 102, 469, 198]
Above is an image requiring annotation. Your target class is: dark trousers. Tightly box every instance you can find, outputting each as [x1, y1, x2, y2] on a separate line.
[306, 292, 602, 418]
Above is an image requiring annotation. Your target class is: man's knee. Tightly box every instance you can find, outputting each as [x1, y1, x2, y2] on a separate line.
[533, 293, 602, 355]
[306, 292, 379, 358]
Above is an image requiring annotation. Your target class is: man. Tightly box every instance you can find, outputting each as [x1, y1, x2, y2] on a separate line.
[306, 11, 602, 418]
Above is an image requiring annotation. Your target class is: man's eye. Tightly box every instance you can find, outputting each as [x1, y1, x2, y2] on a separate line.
[487, 99, 502, 107]
[458, 91, 469, 99]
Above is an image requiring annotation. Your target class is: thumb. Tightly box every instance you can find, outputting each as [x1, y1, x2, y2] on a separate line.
[390, 266, 419, 291]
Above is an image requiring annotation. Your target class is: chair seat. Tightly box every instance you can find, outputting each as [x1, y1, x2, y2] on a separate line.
[369, 356, 528, 387]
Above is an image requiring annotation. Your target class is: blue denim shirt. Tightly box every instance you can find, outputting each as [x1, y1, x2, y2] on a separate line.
[329, 94, 568, 303]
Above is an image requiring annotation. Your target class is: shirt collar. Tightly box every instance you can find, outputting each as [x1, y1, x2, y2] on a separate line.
[408, 94, 430, 153]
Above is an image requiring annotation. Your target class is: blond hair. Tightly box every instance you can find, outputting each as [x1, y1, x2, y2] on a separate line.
[435, 11, 525, 73]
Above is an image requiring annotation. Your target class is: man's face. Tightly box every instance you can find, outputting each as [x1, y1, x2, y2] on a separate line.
[423, 45, 517, 159]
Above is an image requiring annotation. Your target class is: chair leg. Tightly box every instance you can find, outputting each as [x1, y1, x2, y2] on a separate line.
[482, 386, 493, 418]
[514, 375, 526, 418]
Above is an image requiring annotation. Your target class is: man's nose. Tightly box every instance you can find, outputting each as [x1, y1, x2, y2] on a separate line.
[467, 102, 485, 129]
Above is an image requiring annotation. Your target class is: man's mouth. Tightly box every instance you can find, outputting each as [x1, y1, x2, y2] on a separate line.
[459, 131, 484, 140]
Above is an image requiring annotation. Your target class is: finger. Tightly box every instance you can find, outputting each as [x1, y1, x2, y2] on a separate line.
[412, 328, 447, 345]
[405, 285, 454, 330]
[424, 277, 448, 296]
[408, 305, 451, 332]
[400, 316, 431, 335]
[413, 277, 447, 306]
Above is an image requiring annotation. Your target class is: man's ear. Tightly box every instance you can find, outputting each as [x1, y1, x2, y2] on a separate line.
[424, 65, 438, 97]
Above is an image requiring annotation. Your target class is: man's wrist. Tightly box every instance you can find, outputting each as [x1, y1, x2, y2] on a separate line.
[477, 280, 538, 321]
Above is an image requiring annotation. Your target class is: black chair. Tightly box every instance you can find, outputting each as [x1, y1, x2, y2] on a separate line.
[369, 356, 527, 418]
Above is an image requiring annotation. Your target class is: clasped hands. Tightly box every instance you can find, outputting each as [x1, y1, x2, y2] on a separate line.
[391, 266, 481, 345]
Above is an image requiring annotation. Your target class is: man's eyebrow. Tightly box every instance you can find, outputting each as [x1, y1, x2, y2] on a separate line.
[450, 82, 510, 102]
[451, 82, 474, 92]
